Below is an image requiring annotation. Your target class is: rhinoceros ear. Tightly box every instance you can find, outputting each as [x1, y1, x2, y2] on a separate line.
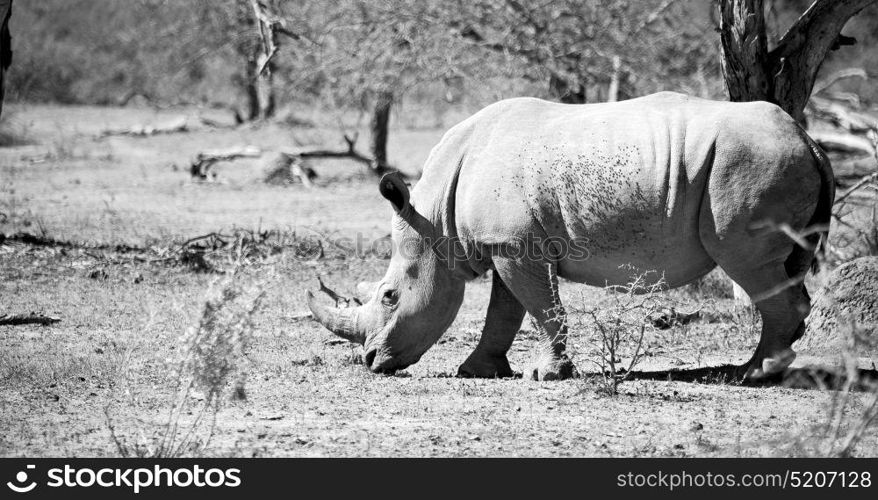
[379, 172, 410, 212]
[378, 172, 436, 240]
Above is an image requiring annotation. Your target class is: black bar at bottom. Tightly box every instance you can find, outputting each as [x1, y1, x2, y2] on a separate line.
[0, 458, 875, 499]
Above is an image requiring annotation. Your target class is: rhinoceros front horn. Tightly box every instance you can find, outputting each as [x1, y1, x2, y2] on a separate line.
[306, 291, 365, 345]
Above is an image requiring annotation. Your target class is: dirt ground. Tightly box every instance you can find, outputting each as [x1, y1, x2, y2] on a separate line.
[1, 104, 877, 457]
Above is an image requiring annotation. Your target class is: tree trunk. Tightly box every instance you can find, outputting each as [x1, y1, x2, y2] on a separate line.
[255, 53, 275, 120]
[607, 56, 622, 103]
[370, 90, 393, 172]
[235, 0, 275, 122]
[0, 0, 12, 120]
[242, 54, 260, 121]
[719, 0, 877, 122]
[549, 74, 586, 104]
[719, 0, 772, 103]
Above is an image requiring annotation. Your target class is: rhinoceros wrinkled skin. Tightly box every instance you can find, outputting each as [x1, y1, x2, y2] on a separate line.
[307, 91, 835, 381]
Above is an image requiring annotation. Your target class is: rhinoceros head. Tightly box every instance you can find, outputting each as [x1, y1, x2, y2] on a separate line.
[307, 172, 466, 373]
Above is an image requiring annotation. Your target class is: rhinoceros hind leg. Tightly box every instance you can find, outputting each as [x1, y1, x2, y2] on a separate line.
[699, 184, 814, 381]
[457, 271, 524, 378]
[721, 263, 809, 381]
[493, 258, 578, 381]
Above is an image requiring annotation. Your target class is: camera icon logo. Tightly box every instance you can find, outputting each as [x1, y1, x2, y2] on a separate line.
[6, 465, 37, 493]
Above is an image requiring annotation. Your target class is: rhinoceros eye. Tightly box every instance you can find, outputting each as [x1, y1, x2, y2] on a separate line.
[381, 289, 399, 307]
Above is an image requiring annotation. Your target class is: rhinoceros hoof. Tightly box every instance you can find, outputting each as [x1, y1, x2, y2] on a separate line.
[532, 357, 578, 381]
[742, 348, 796, 381]
[457, 354, 513, 378]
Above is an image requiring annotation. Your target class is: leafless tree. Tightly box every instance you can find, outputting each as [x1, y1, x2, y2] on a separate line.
[718, 0, 877, 121]
[0, 0, 12, 119]
[446, 0, 718, 103]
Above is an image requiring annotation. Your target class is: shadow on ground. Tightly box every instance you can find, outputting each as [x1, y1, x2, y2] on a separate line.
[430, 363, 878, 391]
[626, 364, 878, 391]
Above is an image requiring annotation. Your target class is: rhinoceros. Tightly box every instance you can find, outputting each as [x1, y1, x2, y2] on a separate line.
[307, 92, 834, 381]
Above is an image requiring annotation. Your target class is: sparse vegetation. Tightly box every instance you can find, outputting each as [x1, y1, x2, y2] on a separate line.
[579, 271, 666, 395]
[783, 325, 878, 457]
[3, 0, 878, 458]
[105, 271, 265, 457]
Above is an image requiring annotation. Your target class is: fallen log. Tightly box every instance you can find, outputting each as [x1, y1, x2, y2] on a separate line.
[833, 155, 878, 183]
[263, 152, 316, 187]
[821, 91, 862, 108]
[278, 133, 392, 177]
[98, 115, 189, 138]
[835, 172, 878, 207]
[809, 97, 878, 135]
[195, 113, 240, 130]
[811, 67, 868, 96]
[0, 313, 61, 326]
[189, 145, 262, 180]
[809, 131, 876, 156]
[190, 133, 395, 183]
[285, 134, 371, 165]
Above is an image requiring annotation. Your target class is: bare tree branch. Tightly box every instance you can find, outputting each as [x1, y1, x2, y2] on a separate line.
[769, 0, 877, 121]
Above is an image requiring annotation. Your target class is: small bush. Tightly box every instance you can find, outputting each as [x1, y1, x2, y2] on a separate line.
[106, 271, 264, 457]
[586, 272, 667, 395]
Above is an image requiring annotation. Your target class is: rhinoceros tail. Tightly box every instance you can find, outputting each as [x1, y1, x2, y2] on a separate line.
[785, 128, 835, 279]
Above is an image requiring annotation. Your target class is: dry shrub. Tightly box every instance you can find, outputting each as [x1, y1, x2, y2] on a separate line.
[173, 229, 303, 273]
[573, 270, 669, 395]
[105, 271, 265, 457]
[829, 185, 878, 263]
[179, 274, 265, 401]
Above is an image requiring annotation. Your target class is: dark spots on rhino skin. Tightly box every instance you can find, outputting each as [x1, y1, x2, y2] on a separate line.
[490, 141, 664, 259]
[543, 144, 658, 253]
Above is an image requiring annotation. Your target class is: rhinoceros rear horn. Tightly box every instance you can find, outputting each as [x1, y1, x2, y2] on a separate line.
[306, 291, 365, 345]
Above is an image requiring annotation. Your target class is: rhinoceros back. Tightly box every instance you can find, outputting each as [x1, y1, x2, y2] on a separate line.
[450, 93, 724, 286]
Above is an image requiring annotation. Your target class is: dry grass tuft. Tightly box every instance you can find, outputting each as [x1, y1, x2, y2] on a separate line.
[783, 330, 878, 457]
[105, 270, 265, 457]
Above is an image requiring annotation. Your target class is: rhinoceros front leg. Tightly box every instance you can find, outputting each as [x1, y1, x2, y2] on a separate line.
[494, 258, 578, 381]
[457, 271, 525, 378]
